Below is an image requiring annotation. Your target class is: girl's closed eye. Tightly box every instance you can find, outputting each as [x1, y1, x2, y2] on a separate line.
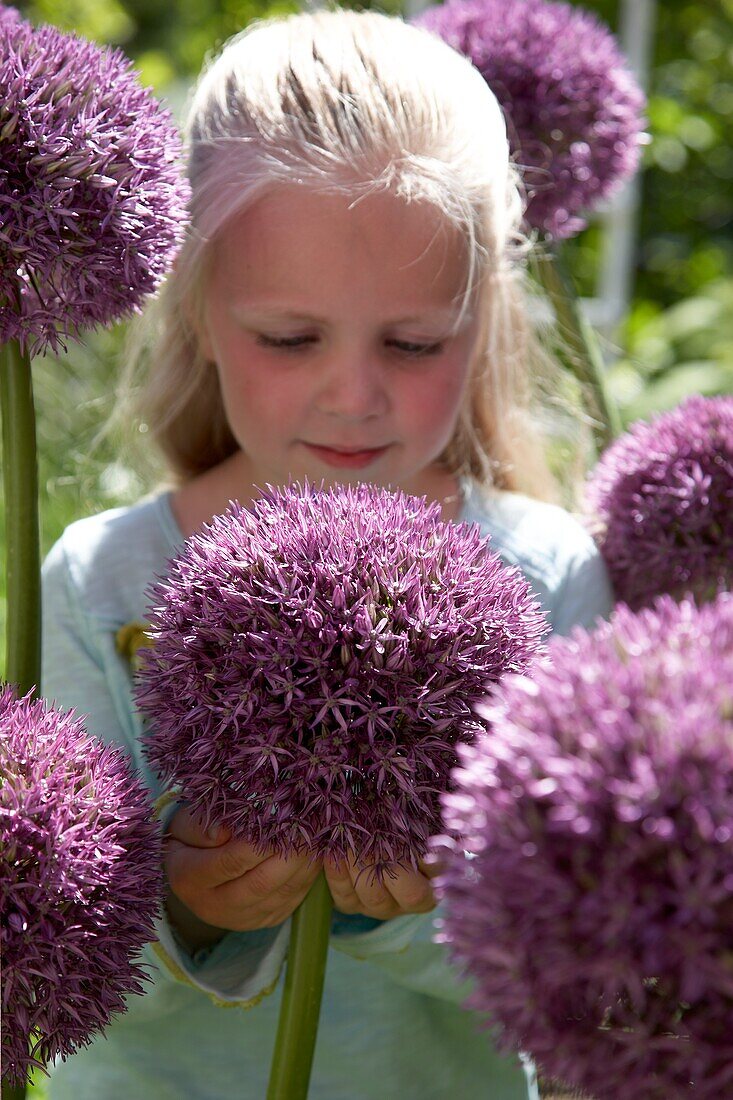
[255, 333, 444, 358]
[255, 333, 317, 351]
[387, 339, 444, 357]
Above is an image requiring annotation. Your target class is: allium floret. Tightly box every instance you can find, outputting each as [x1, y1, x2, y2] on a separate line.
[1, 687, 164, 1088]
[586, 394, 733, 609]
[138, 482, 546, 878]
[437, 594, 733, 1099]
[0, 14, 190, 355]
[0, 4, 21, 28]
[415, 0, 646, 239]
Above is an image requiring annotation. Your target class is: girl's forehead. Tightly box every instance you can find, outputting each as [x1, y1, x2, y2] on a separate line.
[228, 185, 459, 241]
[210, 185, 470, 292]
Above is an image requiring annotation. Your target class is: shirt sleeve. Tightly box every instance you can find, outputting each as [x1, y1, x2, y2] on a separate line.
[331, 907, 472, 1004]
[549, 532, 615, 637]
[41, 532, 290, 1009]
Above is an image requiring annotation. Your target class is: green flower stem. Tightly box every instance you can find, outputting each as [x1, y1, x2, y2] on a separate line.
[533, 247, 621, 454]
[267, 871, 333, 1100]
[1, 339, 40, 699]
[1, 339, 38, 1100]
[2, 1081, 27, 1100]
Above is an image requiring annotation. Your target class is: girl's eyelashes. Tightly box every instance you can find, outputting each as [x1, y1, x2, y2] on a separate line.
[389, 339, 444, 357]
[255, 334, 317, 350]
[254, 334, 444, 357]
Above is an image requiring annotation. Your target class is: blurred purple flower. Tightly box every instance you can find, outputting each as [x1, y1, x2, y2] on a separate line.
[0, 14, 190, 356]
[436, 594, 733, 1099]
[0, 3, 22, 27]
[137, 483, 546, 879]
[415, 0, 646, 239]
[586, 394, 733, 610]
[1, 687, 164, 1089]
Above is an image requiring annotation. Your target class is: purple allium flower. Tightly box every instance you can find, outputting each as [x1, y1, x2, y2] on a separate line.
[0, 3, 21, 28]
[436, 594, 733, 1099]
[414, 0, 646, 239]
[1, 687, 164, 1089]
[586, 394, 733, 610]
[137, 483, 546, 878]
[0, 14, 190, 356]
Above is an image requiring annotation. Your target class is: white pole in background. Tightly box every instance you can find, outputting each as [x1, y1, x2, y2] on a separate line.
[589, 0, 656, 341]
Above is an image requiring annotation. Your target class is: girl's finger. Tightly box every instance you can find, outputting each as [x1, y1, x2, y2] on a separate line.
[417, 854, 445, 880]
[215, 849, 321, 905]
[324, 858, 361, 913]
[384, 865, 436, 914]
[349, 859, 401, 919]
[166, 803, 232, 848]
[166, 835, 263, 891]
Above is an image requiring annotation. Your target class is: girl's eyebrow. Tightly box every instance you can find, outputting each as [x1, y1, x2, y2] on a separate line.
[232, 304, 471, 327]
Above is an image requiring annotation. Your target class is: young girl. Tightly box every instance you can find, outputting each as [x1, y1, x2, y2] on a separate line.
[42, 10, 613, 1099]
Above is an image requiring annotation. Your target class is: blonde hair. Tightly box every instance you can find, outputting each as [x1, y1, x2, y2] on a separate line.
[121, 8, 587, 503]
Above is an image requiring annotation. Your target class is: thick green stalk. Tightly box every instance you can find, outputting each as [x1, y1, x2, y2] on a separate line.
[1, 338, 39, 1100]
[267, 871, 333, 1100]
[533, 248, 621, 454]
[1, 338, 40, 699]
[2, 1081, 28, 1100]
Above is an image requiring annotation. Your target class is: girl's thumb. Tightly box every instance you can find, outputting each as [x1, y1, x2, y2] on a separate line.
[166, 803, 231, 847]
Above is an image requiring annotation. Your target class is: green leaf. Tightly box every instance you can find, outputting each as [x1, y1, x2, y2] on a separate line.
[624, 360, 733, 422]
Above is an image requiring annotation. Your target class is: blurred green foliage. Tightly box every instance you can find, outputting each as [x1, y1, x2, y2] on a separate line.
[570, 0, 733, 304]
[608, 278, 733, 417]
[579, 0, 733, 425]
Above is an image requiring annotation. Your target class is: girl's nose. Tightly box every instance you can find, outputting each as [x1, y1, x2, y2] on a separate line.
[316, 353, 388, 421]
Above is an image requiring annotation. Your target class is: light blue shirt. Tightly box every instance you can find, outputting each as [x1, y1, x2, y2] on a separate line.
[41, 482, 614, 1100]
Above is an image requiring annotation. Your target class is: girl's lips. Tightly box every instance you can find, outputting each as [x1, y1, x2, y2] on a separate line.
[303, 443, 389, 469]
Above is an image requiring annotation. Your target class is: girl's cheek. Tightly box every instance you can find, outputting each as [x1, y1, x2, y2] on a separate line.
[415, 359, 471, 412]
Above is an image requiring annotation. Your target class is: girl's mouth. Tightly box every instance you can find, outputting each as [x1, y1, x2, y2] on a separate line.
[303, 443, 390, 469]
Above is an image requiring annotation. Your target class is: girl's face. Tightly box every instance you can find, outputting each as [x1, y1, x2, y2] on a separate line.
[199, 186, 480, 506]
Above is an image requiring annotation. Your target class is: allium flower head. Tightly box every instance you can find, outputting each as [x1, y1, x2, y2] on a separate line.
[1, 687, 164, 1088]
[586, 394, 733, 610]
[437, 594, 733, 1099]
[0, 4, 21, 28]
[137, 483, 546, 878]
[0, 14, 190, 355]
[415, 0, 646, 239]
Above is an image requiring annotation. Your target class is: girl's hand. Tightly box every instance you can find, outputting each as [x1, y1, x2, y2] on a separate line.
[323, 853, 439, 921]
[165, 805, 323, 936]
